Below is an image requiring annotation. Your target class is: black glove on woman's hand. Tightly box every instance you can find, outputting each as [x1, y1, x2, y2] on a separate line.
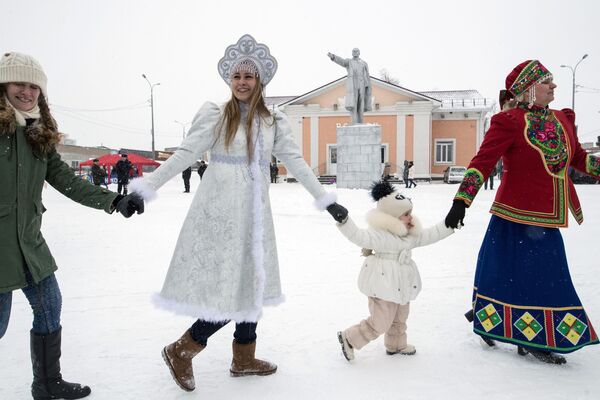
[326, 202, 348, 224]
[444, 199, 466, 229]
[115, 194, 145, 218]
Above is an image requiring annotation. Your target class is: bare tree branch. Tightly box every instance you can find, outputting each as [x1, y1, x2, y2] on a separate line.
[379, 68, 400, 85]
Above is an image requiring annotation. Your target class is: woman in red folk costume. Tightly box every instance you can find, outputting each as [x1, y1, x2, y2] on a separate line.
[445, 60, 600, 364]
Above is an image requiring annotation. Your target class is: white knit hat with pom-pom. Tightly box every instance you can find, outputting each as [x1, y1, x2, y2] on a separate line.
[371, 180, 413, 218]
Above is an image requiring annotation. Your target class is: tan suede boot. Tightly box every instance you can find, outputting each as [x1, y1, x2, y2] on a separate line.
[161, 330, 205, 391]
[230, 341, 277, 377]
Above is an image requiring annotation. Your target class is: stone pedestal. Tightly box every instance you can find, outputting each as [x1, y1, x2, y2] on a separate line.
[336, 124, 381, 189]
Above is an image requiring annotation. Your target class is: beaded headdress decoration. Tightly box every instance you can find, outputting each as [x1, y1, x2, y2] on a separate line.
[217, 34, 278, 86]
[506, 60, 552, 107]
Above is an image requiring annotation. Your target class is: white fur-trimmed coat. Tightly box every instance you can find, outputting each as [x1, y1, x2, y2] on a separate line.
[129, 102, 334, 322]
[338, 210, 454, 304]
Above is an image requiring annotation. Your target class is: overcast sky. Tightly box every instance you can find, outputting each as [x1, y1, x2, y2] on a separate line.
[3, 0, 599, 151]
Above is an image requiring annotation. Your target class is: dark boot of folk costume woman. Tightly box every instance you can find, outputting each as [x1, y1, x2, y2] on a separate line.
[230, 340, 277, 377]
[518, 346, 566, 364]
[162, 330, 206, 391]
[30, 327, 91, 400]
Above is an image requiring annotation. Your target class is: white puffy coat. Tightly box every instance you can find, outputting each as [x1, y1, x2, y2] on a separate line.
[130, 102, 334, 322]
[338, 210, 453, 304]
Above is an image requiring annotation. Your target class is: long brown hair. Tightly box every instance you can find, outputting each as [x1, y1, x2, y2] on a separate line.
[216, 76, 272, 162]
[0, 84, 62, 154]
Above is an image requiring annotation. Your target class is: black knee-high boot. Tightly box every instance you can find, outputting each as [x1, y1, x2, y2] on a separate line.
[30, 327, 91, 400]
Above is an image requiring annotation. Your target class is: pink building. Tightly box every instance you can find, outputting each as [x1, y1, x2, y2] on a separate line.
[268, 76, 494, 180]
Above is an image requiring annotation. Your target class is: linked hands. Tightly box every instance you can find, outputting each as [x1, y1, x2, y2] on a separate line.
[115, 194, 145, 218]
[326, 202, 348, 224]
[444, 199, 466, 229]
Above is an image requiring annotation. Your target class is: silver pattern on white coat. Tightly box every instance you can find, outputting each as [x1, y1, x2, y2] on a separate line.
[130, 102, 330, 322]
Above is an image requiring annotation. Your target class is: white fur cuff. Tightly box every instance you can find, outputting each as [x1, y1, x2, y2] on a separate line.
[128, 178, 157, 201]
[314, 192, 337, 211]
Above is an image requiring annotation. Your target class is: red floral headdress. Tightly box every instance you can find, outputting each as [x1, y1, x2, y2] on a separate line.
[505, 60, 552, 97]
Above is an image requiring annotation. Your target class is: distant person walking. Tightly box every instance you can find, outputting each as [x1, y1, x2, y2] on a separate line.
[182, 166, 192, 193]
[483, 164, 496, 190]
[197, 160, 207, 180]
[406, 161, 417, 188]
[403, 160, 410, 188]
[115, 153, 133, 195]
[270, 162, 278, 183]
[91, 158, 107, 187]
[496, 159, 504, 180]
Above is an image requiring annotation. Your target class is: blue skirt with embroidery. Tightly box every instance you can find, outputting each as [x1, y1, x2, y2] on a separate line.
[472, 215, 598, 353]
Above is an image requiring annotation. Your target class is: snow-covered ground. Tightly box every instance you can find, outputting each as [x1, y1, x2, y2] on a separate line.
[1, 176, 599, 400]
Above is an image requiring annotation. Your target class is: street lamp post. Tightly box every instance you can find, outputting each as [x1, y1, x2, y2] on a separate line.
[560, 54, 588, 112]
[142, 74, 160, 160]
[174, 120, 188, 140]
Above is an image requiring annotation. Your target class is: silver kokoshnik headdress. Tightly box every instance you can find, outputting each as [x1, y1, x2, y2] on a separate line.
[217, 34, 278, 86]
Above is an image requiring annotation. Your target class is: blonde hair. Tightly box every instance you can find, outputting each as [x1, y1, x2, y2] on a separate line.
[216, 76, 272, 162]
[502, 97, 518, 111]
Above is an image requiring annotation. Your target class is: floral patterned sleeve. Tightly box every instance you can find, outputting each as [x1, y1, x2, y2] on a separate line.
[561, 109, 600, 180]
[455, 112, 517, 206]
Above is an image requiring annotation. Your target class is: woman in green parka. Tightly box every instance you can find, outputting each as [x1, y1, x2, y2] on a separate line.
[0, 52, 143, 400]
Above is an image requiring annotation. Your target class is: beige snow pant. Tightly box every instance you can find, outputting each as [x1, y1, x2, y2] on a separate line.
[344, 297, 410, 352]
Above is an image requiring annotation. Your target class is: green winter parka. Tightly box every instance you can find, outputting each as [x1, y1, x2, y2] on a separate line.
[0, 116, 119, 294]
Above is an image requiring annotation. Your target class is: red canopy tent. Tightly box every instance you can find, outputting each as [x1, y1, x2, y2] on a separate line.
[79, 153, 160, 179]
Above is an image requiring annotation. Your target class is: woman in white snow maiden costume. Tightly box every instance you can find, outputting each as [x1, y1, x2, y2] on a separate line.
[334, 181, 454, 361]
[124, 34, 344, 392]
[445, 60, 600, 364]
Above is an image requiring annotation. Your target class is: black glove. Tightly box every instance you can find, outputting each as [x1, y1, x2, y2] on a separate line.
[326, 202, 348, 223]
[115, 194, 145, 218]
[444, 199, 466, 229]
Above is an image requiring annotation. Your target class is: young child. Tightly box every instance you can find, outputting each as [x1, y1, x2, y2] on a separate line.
[335, 181, 454, 361]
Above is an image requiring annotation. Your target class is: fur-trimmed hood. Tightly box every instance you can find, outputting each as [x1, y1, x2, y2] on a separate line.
[0, 102, 17, 135]
[0, 99, 61, 155]
[365, 208, 422, 237]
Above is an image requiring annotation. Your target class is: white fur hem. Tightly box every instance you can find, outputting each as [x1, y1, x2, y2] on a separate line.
[128, 178, 157, 201]
[314, 192, 337, 211]
[151, 293, 286, 323]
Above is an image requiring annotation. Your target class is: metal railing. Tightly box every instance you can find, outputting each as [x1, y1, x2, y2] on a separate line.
[438, 98, 493, 109]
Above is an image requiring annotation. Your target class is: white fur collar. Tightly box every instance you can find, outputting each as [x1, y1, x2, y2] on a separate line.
[365, 209, 422, 237]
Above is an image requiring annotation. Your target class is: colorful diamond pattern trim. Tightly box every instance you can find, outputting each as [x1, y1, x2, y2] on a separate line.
[514, 312, 543, 341]
[476, 304, 502, 332]
[556, 313, 588, 346]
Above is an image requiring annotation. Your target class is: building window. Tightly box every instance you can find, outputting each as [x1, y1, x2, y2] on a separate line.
[435, 139, 455, 164]
[329, 146, 337, 164]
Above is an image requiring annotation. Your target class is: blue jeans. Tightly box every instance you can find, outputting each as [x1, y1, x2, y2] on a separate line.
[0, 270, 62, 338]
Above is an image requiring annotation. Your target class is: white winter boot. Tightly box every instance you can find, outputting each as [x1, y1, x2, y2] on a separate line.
[337, 331, 355, 361]
[386, 344, 416, 356]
